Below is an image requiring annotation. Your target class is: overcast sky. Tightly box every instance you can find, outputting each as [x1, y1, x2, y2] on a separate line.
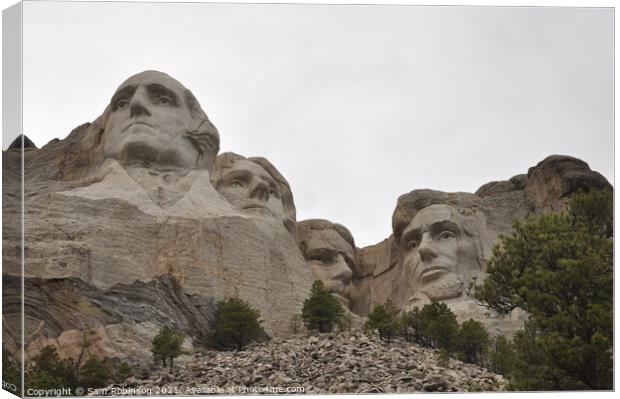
[7, 1, 615, 247]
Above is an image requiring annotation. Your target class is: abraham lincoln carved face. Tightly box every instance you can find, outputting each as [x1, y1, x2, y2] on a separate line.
[399, 204, 483, 302]
[101, 70, 219, 171]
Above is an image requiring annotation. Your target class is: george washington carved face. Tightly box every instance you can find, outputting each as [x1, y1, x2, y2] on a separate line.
[102, 70, 219, 170]
[400, 204, 481, 302]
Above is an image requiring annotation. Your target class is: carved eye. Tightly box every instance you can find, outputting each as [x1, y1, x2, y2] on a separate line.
[116, 99, 129, 109]
[157, 96, 173, 105]
[229, 181, 243, 188]
[406, 240, 419, 250]
[308, 251, 334, 264]
[437, 231, 456, 240]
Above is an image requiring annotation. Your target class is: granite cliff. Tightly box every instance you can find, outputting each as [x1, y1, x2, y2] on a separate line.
[2, 70, 611, 368]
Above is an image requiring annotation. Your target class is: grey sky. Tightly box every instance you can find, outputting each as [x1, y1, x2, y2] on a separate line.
[12, 1, 615, 247]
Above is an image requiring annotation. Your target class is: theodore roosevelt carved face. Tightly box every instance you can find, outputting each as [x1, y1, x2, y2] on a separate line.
[298, 220, 356, 308]
[399, 204, 481, 302]
[101, 71, 219, 171]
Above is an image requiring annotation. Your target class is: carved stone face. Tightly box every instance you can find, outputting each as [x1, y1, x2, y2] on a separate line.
[302, 228, 354, 307]
[401, 204, 479, 301]
[217, 159, 286, 221]
[103, 71, 211, 169]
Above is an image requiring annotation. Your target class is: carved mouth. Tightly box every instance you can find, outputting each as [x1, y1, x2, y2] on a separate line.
[419, 266, 450, 283]
[243, 204, 269, 211]
[122, 121, 153, 133]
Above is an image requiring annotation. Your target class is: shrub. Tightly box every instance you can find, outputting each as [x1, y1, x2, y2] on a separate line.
[301, 281, 345, 333]
[25, 345, 78, 390]
[152, 325, 185, 370]
[77, 356, 111, 388]
[20, 345, 137, 391]
[207, 297, 266, 351]
[115, 361, 134, 381]
[437, 348, 451, 368]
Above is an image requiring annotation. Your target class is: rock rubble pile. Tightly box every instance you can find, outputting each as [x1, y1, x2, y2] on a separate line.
[113, 333, 506, 394]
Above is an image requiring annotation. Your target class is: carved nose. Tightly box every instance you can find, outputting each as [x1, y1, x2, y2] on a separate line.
[418, 233, 437, 263]
[130, 103, 152, 119]
[332, 254, 353, 284]
[129, 87, 152, 118]
[249, 180, 269, 202]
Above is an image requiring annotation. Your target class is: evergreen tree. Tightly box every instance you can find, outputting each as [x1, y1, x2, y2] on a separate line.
[457, 319, 489, 365]
[20, 345, 136, 391]
[487, 335, 515, 376]
[419, 302, 460, 351]
[474, 188, 613, 390]
[25, 346, 78, 390]
[77, 356, 111, 388]
[400, 307, 424, 344]
[301, 281, 345, 333]
[364, 300, 400, 342]
[115, 362, 133, 382]
[401, 303, 461, 351]
[152, 325, 185, 370]
[206, 297, 266, 351]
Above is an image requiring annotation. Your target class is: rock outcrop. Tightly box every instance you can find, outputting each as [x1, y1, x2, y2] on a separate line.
[2, 71, 315, 365]
[2, 69, 611, 373]
[353, 155, 611, 337]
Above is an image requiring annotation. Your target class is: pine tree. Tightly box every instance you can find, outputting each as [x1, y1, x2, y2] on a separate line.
[206, 297, 266, 351]
[400, 307, 424, 344]
[152, 325, 185, 370]
[301, 281, 345, 333]
[419, 302, 460, 351]
[474, 188, 613, 390]
[457, 319, 489, 365]
[487, 335, 515, 376]
[364, 300, 400, 342]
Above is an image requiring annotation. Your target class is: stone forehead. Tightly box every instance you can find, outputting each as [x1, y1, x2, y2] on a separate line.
[113, 70, 188, 99]
[409, 204, 460, 230]
[300, 226, 355, 259]
[225, 159, 275, 183]
[392, 189, 484, 241]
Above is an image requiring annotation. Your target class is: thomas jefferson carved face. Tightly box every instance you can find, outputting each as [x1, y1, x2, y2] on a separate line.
[299, 222, 355, 307]
[102, 71, 218, 170]
[400, 204, 480, 301]
[217, 159, 286, 221]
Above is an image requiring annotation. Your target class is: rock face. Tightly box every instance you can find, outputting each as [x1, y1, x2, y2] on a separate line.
[2, 71, 315, 365]
[352, 155, 611, 337]
[1, 68, 612, 374]
[111, 333, 506, 394]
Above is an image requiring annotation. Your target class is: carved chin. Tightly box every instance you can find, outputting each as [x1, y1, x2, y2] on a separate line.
[421, 274, 463, 301]
[119, 141, 192, 168]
